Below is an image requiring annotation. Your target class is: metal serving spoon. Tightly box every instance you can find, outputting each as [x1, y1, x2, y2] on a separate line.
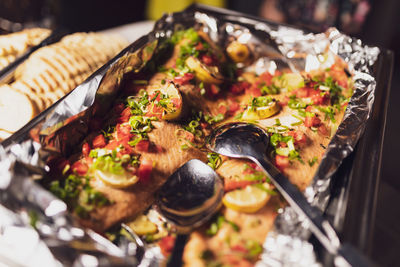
[207, 123, 374, 267]
[155, 159, 224, 266]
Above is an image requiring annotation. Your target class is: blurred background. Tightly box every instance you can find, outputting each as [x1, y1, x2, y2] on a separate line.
[0, 0, 398, 266]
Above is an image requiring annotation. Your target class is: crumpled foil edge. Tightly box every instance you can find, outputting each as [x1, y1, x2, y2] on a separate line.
[256, 27, 379, 267]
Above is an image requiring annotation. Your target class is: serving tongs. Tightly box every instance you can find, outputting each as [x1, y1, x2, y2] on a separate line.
[207, 123, 375, 267]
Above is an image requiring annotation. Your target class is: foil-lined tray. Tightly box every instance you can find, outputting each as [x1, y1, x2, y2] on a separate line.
[0, 4, 392, 266]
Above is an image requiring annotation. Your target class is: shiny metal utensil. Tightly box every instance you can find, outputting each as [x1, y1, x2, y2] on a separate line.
[156, 159, 224, 266]
[207, 123, 374, 267]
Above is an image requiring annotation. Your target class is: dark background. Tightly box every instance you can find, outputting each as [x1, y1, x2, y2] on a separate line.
[0, 0, 398, 266]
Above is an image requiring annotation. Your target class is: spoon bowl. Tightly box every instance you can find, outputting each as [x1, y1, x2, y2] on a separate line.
[156, 159, 224, 233]
[207, 122, 270, 161]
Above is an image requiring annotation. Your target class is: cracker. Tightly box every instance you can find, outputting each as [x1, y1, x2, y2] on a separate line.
[0, 84, 36, 132]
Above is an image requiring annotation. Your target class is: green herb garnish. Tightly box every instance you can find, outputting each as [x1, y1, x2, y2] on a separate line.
[308, 156, 318, 166]
[207, 152, 222, 170]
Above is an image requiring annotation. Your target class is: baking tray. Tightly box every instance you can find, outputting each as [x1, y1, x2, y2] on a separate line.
[315, 49, 393, 265]
[0, 4, 392, 266]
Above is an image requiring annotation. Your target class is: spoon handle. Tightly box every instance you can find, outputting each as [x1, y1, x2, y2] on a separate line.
[167, 234, 188, 267]
[256, 157, 375, 266]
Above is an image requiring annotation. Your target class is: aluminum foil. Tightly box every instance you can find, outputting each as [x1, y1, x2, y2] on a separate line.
[0, 4, 380, 267]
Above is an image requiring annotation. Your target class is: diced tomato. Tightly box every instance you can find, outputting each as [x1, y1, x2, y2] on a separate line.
[275, 155, 289, 170]
[246, 85, 262, 97]
[82, 142, 90, 157]
[279, 96, 290, 106]
[318, 124, 329, 136]
[242, 167, 255, 175]
[195, 42, 204, 51]
[135, 140, 150, 152]
[295, 87, 309, 98]
[337, 79, 348, 89]
[118, 107, 132, 123]
[249, 162, 263, 172]
[183, 130, 195, 143]
[278, 141, 287, 148]
[105, 139, 119, 150]
[305, 105, 313, 112]
[158, 236, 175, 256]
[229, 82, 250, 95]
[200, 122, 209, 130]
[209, 84, 220, 96]
[116, 123, 132, 141]
[218, 104, 228, 115]
[85, 156, 93, 165]
[224, 179, 255, 192]
[173, 72, 195, 85]
[227, 101, 240, 115]
[230, 84, 244, 95]
[310, 90, 330, 105]
[231, 244, 248, 253]
[71, 161, 88, 176]
[259, 71, 273, 86]
[146, 105, 163, 119]
[171, 97, 182, 109]
[242, 162, 262, 174]
[92, 134, 106, 148]
[304, 116, 321, 128]
[201, 54, 214, 66]
[138, 158, 153, 182]
[288, 130, 307, 146]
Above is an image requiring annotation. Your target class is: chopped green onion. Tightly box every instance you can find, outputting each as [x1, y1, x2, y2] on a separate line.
[207, 152, 222, 170]
[308, 156, 318, 167]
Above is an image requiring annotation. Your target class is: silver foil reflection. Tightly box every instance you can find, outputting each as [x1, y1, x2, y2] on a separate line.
[258, 26, 379, 266]
[0, 5, 380, 267]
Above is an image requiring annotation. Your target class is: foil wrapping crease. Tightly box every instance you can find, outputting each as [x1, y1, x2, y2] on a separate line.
[0, 5, 380, 267]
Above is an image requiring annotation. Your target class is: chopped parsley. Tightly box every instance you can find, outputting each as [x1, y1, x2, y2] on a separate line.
[206, 215, 239, 236]
[253, 183, 277, 195]
[129, 116, 155, 139]
[204, 113, 225, 124]
[288, 95, 307, 110]
[308, 156, 318, 167]
[91, 152, 139, 175]
[249, 96, 274, 110]
[207, 152, 222, 170]
[50, 174, 110, 218]
[318, 106, 337, 122]
[260, 84, 280, 95]
[270, 133, 303, 163]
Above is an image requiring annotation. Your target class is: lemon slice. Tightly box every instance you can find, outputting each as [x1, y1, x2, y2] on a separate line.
[242, 100, 280, 120]
[274, 73, 304, 91]
[222, 185, 270, 213]
[95, 169, 139, 189]
[255, 101, 281, 119]
[161, 83, 182, 121]
[226, 41, 250, 63]
[127, 214, 158, 236]
[185, 56, 223, 84]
